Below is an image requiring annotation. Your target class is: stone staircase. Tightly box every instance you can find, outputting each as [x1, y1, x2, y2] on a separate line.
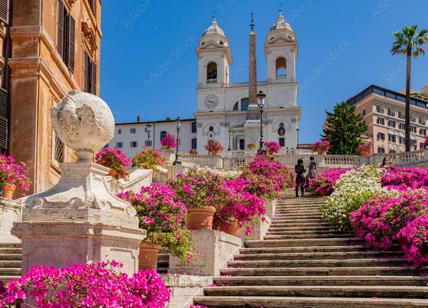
[193, 197, 428, 307]
[0, 243, 22, 283]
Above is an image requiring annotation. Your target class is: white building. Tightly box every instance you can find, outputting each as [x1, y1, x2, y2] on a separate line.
[112, 12, 301, 157]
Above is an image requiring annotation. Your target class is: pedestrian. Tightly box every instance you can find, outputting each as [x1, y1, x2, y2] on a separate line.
[295, 159, 306, 197]
[306, 156, 317, 186]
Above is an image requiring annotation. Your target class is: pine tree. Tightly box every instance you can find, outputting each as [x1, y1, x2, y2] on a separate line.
[322, 102, 367, 155]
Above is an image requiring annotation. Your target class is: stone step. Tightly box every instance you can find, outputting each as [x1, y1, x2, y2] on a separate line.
[213, 275, 428, 287]
[245, 238, 361, 248]
[0, 268, 21, 275]
[0, 261, 22, 268]
[0, 254, 22, 261]
[264, 234, 351, 239]
[273, 214, 323, 219]
[272, 218, 326, 223]
[266, 230, 345, 236]
[240, 245, 370, 254]
[0, 243, 21, 248]
[220, 266, 421, 276]
[228, 258, 408, 268]
[0, 248, 22, 254]
[268, 226, 337, 232]
[203, 286, 428, 299]
[193, 296, 428, 307]
[270, 222, 331, 228]
[234, 251, 402, 261]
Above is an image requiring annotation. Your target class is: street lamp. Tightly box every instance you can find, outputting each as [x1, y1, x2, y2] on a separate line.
[173, 117, 182, 165]
[257, 90, 266, 154]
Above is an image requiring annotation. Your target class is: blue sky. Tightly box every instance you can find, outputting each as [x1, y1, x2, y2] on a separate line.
[101, 0, 428, 143]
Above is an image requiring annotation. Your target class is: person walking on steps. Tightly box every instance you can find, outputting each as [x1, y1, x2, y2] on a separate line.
[295, 159, 306, 197]
[306, 156, 317, 187]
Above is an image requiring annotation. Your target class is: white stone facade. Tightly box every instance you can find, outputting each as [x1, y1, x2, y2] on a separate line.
[112, 13, 301, 156]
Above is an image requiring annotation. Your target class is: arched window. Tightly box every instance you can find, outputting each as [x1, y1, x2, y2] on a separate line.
[207, 62, 217, 84]
[160, 131, 167, 140]
[276, 57, 287, 79]
[232, 97, 249, 111]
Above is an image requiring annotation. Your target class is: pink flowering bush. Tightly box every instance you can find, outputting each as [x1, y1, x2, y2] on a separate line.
[204, 140, 224, 155]
[95, 147, 132, 179]
[309, 168, 350, 196]
[0, 261, 171, 307]
[350, 190, 428, 250]
[357, 141, 373, 157]
[397, 214, 428, 267]
[170, 168, 224, 209]
[311, 140, 331, 154]
[243, 155, 293, 192]
[213, 178, 266, 229]
[118, 183, 194, 262]
[0, 154, 31, 192]
[133, 147, 166, 170]
[160, 133, 177, 150]
[238, 173, 278, 201]
[264, 141, 280, 155]
[381, 167, 428, 191]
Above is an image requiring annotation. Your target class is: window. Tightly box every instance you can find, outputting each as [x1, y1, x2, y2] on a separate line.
[191, 138, 197, 150]
[388, 134, 396, 143]
[399, 137, 405, 145]
[209, 126, 214, 132]
[411, 126, 417, 133]
[233, 102, 239, 111]
[279, 138, 285, 147]
[232, 98, 249, 111]
[88, 0, 97, 16]
[191, 122, 197, 133]
[377, 147, 385, 154]
[420, 128, 426, 136]
[116, 142, 123, 148]
[57, 0, 75, 71]
[377, 132, 385, 141]
[54, 135, 65, 163]
[84, 52, 97, 94]
[130, 141, 138, 148]
[117, 128, 122, 134]
[411, 117, 416, 123]
[399, 123, 405, 130]
[275, 57, 287, 79]
[398, 112, 405, 119]
[359, 110, 366, 117]
[387, 109, 395, 116]
[376, 106, 384, 114]
[387, 120, 396, 128]
[420, 143, 426, 150]
[239, 139, 245, 150]
[376, 117, 385, 125]
[419, 118, 426, 125]
[145, 140, 152, 147]
[130, 128, 136, 134]
[160, 131, 167, 140]
[207, 62, 217, 83]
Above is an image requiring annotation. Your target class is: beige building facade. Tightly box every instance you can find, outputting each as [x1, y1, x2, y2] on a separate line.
[6, 0, 101, 193]
[347, 85, 428, 154]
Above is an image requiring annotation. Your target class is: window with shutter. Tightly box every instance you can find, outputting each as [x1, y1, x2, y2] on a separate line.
[84, 53, 90, 92]
[68, 15, 76, 72]
[0, 0, 8, 23]
[89, 0, 97, 16]
[91, 62, 97, 95]
[83, 52, 97, 95]
[57, 1, 65, 57]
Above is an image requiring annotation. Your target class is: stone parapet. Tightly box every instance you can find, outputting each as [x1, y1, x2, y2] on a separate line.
[0, 198, 24, 243]
[169, 230, 242, 276]
[239, 216, 271, 241]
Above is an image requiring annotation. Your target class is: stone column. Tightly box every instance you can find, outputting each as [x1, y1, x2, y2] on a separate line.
[11, 91, 146, 275]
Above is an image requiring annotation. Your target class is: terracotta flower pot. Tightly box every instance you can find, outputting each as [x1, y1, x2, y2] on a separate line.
[186, 206, 216, 230]
[219, 222, 241, 237]
[1, 183, 16, 200]
[317, 187, 329, 197]
[139, 242, 161, 270]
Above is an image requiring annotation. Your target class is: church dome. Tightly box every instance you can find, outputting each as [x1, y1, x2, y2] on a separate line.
[202, 18, 225, 37]
[270, 12, 293, 32]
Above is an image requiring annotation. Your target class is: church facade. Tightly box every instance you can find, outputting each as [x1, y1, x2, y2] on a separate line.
[195, 13, 301, 152]
[112, 13, 301, 156]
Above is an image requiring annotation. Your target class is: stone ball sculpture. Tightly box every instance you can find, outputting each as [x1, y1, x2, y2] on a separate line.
[52, 90, 114, 161]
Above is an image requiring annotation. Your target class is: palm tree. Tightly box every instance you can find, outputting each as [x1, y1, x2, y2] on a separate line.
[391, 25, 428, 152]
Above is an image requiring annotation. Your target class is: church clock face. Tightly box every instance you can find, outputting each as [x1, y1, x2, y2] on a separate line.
[204, 95, 219, 110]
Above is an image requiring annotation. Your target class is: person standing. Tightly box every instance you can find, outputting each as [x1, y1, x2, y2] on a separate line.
[295, 159, 306, 197]
[307, 156, 317, 185]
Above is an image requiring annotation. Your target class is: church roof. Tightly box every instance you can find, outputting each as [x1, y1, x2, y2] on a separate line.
[270, 11, 293, 32]
[202, 18, 225, 37]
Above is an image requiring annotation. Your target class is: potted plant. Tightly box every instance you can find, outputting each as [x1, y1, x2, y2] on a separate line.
[170, 168, 223, 230]
[213, 178, 265, 236]
[118, 183, 193, 269]
[95, 147, 132, 179]
[0, 154, 31, 199]
[311, 140, 331, 155]
[132, 147, 166, 170]
[247, 143, 257, 151]
[160, 133, 177, 152]
[204, 139, 224, 155]
[263, 141, 281, 155]
[357, 141, 373, 157]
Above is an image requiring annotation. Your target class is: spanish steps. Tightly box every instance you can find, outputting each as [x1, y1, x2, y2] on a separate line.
[193, 195, 428, 307]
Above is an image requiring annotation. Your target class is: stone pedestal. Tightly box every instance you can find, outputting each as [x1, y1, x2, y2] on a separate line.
[169, 230, 242, 276]
[239, 216, 271, 241]
[163, 274, 213, 308]
[0, 198, 24, 243]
